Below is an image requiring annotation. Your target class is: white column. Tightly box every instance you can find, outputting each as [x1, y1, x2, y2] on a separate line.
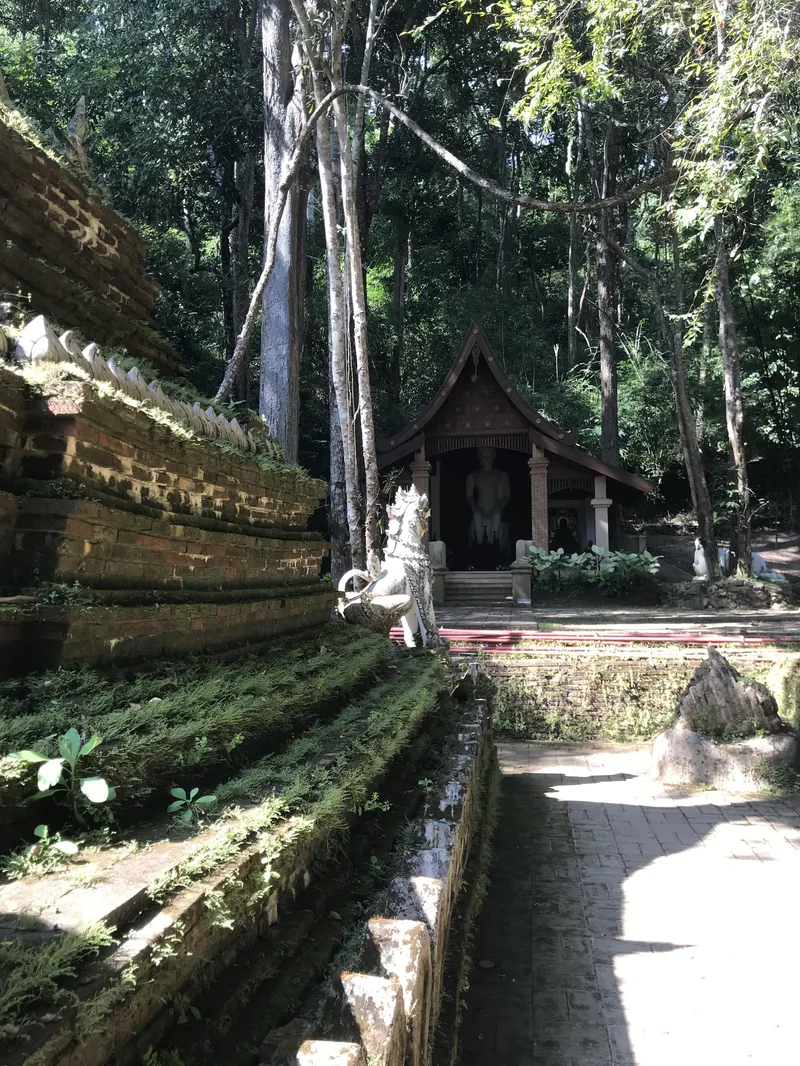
[591, 475, 612, 551]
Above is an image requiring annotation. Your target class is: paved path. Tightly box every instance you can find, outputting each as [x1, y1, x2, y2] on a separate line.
[459, 742, 800, 1066]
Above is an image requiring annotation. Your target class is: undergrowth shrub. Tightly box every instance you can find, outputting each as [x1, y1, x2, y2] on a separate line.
[0, 626, 393, 813]
[529, 544, 661, 597]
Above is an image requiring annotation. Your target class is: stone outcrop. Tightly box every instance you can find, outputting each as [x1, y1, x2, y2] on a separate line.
[676, 646, 782, 737]
[651, 647, 799, 791]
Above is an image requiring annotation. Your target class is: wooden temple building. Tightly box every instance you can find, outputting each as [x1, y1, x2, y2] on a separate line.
[377, 324, 652, 600]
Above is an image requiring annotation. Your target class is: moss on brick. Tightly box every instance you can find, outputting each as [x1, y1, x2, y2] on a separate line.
[486, 653, 781, 742]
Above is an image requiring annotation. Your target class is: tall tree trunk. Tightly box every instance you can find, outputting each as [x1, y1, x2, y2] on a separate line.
[566, 103, 586, 369]
[316, 103, 365, 570]
[391, 213, 408, 386]
[332, 91, 382, 575]
[714, 215, 751, 576]
[328, 372, 351, 585]
[596, 115, 620, 466]
[670, 227, 721, 578]
[261, 0, 301, 462]
[601, 228, 721, 578]
[231, 152, 256, 405]
[697, 296, 713, 442]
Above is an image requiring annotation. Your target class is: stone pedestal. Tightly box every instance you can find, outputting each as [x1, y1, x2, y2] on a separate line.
[528, 448, 549, 548]
[511, 539, 533, 605]
[591, 475, 611, 551]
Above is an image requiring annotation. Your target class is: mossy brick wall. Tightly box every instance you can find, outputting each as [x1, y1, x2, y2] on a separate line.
[0, 369, 26, 581]
[0, 366, 26, 477]
[21, 381, 324, 527]
[0, 373, 332, 666]
[12, 498, 325, 590]
[11, 587, 333, 667]
[484, 651, 789, 741]
[0, 116, 179, 373]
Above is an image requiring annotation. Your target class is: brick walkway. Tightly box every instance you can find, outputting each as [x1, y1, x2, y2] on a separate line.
[459, 742, 800, 1066]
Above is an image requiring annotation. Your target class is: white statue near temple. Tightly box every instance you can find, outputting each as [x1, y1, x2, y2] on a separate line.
[693, 536, 787, 583]
[465, 447, 511, 548]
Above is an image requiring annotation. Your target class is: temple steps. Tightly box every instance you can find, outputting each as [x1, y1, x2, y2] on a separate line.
[443, 570, 513, 603]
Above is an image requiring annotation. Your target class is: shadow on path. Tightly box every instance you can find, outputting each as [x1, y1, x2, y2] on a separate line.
[458, 743, 800, 1066]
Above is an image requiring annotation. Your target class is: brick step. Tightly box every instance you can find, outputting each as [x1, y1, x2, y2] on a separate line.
[443, 572, 513, 604]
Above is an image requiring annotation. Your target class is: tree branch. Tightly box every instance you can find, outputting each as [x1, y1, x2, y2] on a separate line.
[215, 81, 677, 401]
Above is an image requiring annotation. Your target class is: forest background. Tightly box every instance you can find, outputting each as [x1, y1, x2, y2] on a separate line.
[1, 0, 799, 577]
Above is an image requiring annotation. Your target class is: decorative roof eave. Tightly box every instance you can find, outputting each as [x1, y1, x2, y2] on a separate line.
[529, 426, 653, 493]
[380, 322, 579, 453]
[377, 432, 424, 470]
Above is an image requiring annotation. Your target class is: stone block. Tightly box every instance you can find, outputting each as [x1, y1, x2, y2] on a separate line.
[387, 877, 445, 964]
[510, 557, 532, 605]
[363, 919, 432, 1066]
[294, 1043, 366, 1066]
[340, 972, 406, 1066]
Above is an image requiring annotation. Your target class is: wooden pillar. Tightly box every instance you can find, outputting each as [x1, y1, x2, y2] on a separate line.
[528, 446, 549, 548]
[410, 447, 432, 543]
[591, 475, 612, 551]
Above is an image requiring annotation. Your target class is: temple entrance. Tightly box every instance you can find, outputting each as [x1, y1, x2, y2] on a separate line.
[435, 448, 531, 570]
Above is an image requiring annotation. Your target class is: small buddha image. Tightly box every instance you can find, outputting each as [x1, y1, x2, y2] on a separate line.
[550, 515, 579, 554]
[465, 447, 510, 549]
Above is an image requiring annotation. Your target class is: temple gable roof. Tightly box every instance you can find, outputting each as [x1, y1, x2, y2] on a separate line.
[378, 323, 652, 494]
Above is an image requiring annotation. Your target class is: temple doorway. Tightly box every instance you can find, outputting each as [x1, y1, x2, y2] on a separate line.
[435, 448, 531, 570]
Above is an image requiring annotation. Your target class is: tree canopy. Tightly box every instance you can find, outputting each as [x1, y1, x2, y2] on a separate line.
[2, 0, 799, 557]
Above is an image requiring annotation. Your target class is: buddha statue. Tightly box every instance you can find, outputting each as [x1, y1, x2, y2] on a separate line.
[465, 446, 511, 548]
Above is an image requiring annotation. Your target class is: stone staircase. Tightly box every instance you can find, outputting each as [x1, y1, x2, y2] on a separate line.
[443, 571, 513, 603]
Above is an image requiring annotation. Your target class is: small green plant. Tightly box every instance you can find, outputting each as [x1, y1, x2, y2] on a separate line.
[183, 735, 211, 766]
[224, 732, 244, 755]
[1, 824, 79, 880]
[203, 888, 235, 930]
[168, 992, 201, 1024]
[167, 786, 217, 823]
[417, 777, 434, 794]
[8, 728, 115, 826]
[356, 791, 391, 815]
[150, 921, 187, 967]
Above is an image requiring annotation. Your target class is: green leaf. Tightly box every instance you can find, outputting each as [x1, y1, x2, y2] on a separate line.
[180, 807, 194, 823]
[189, 787, 199, 800]
[106, 786, 117, 801]
[193, 795, 216, 807]
[38, 759, 65, 791]
[31, 788, 59, 800]
[53, 840, 79, 855]
[80, 777, 110, 803]
[60, 728, 82, 764]
[167, 800, 185, 813]
[33, 824, 49, 839]
[8, 749, 49, 763]
[170, 787, 187, 800]
[79, 735, 102, 757]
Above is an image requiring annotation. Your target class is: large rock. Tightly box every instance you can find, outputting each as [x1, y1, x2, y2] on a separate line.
[651, 717, 798, 791]
[651, 646, 798, 790]
[677, 645, 781, 737]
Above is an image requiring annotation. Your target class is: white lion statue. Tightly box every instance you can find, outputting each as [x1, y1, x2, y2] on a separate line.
[337, 485, 443, 647]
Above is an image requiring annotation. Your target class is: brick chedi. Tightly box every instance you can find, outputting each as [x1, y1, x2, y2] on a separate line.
[0, 114, 182, 373]
[0, 363, 331, 669]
